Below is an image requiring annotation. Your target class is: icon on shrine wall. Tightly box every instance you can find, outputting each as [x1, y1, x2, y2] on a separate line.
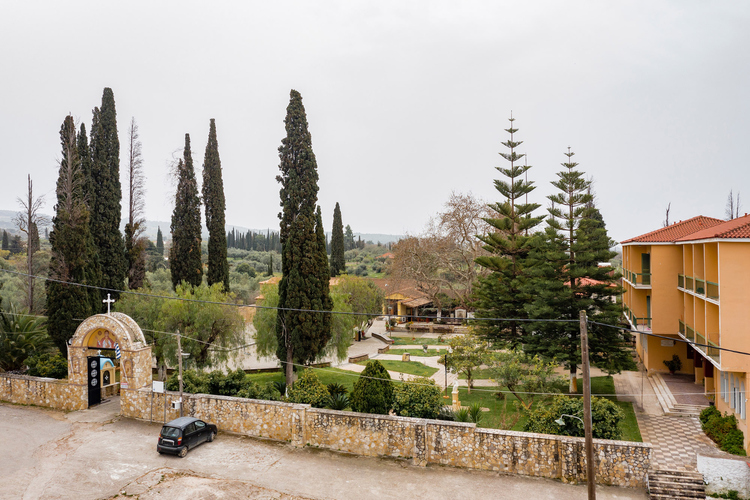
[86, 328, 117, 349]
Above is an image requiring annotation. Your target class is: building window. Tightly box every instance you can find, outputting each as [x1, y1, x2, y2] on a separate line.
[741, 381, 746, 421]
[730, 374, 736, 410]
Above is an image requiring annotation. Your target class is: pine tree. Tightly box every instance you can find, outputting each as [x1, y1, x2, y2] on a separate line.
[89, 87, 127, 307]
[46, 115, 96, 352]
[330, 202, 346, 276]
[156, 227, 164, 256]
[524, 149, 626, 392]
[276, 90, 332, 386]
[474, 115, 544, 347]
[202, 119, 229, 292]
[170, 135, 203, 289]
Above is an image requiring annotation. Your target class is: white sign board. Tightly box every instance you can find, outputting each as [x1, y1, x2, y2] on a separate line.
[660, 340, 675, 347]
[152, 381, 165, 393]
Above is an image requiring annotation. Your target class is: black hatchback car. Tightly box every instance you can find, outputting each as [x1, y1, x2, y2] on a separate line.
[157, 417, 217, 457]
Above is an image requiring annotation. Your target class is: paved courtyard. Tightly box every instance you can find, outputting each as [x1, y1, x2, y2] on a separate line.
[0, 402, 647, 500]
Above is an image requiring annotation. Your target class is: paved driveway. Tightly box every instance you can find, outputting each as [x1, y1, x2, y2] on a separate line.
[0, 402, 647, 500]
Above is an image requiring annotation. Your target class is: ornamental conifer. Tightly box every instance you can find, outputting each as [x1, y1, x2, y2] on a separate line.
[202, 119, 229, 292]
[170, 134, 203, 289]
[330, 202, 346, 276]
[276, 90, 332, 386]
[89, 88, 127, 308]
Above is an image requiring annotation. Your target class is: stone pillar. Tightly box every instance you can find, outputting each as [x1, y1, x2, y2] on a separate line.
[290, 404, 308, 448]
[402, 353, 410, 362]
[412, 423, 427, 466]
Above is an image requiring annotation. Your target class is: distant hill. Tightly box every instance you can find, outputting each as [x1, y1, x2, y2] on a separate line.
[0, 210, 403, 245]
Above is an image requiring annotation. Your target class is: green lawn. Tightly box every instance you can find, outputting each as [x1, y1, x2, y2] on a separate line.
[388, 348, 445, 357]
[246, 367, 362, 392]
[356, 359, 438, 378]
[390, 337, 450, 346]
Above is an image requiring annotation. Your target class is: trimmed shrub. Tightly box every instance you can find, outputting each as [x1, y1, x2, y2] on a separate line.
[288, 369, 329, 408]
[350, 360, 393, 415]
[392, 377, 442, 419]
[166, 370, 208, 394]
[700, 408, 747, 456]
[25, 352, 68, 379]
[522, 395, 624, 440]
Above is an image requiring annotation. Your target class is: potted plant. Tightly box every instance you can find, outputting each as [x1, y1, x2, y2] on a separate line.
[663, 354, 682, 374]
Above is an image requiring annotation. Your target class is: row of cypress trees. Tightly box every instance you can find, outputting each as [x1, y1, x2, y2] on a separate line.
[169, 119, 229, 292]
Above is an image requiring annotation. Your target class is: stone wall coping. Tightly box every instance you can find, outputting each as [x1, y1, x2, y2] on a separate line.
[0, 373, 69, 384]
[309, 407, 477, 428]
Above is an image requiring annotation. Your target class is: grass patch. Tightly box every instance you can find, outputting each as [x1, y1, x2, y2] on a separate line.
[357, 359, 438, 378]
[458, 367, 494, 380]
[390, 337, 450, 346]
[246, 367, 362, 392]
[388, 348, 445, 357]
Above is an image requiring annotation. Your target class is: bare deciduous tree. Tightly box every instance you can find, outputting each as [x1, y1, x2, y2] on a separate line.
[725, 190, 741, 220]
[663, 202, 671, 227]
[391, 192, 492, 311]
[14, 175, 48, 312]
[124, 117, 147, 289]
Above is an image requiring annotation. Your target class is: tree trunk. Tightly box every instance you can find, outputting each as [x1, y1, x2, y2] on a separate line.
[569, 365, 578, 393]
[285, 348, 294, 388]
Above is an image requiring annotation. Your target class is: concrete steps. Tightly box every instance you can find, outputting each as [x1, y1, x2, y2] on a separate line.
[648, 469, 705, 499]
[648, 373, 708, 417]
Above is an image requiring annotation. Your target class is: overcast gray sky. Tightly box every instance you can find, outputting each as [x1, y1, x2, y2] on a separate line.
[1, 1, 748, 244]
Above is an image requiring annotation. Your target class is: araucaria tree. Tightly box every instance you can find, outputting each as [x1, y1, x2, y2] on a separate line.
[474, 115, 544, 347]
[46, 116, 97, 351]
[89, 87, 127, 307]
[124, 117, 147, 289]
[275, 90, 332, 387]
[524, 148, 626, 392]
[202, 119, 229, 291]
[330, 202, 346, 276]
[170, 134, 203, 289]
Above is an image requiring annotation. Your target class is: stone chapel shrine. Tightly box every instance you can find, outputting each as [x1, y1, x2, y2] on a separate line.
[67, 312, 152, 408]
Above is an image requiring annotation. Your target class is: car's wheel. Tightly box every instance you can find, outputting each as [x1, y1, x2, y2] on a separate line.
[207, 431, 216, 443]
[178, 447, 188, 458]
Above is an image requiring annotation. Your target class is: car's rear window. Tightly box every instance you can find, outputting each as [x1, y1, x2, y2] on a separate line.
[161, 426, 181, 438]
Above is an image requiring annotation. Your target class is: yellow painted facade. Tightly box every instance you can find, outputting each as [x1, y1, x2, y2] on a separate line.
[622, 217, 750, 453]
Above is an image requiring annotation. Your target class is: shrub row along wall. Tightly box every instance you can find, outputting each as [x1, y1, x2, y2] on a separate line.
[122, 388, 651, 488]
[0, 373, 86, 411]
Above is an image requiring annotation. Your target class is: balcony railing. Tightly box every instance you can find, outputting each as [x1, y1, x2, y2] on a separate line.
[678, 320, 685, 335]
[678, 274, 719, 301]
[707, 341, 721, 364]
[624, 269, 651, 286]
[623, 305, 651, 331]
[688, 327, 695, 341]
[695, 331, 706, 346]
[706, 281, 719, 300]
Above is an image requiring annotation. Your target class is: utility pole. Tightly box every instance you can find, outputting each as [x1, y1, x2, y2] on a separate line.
[580, 310, 596, 500]
[177, 330, 184, 418]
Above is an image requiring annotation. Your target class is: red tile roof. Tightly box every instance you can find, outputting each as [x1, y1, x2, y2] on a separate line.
[621, 216, 724, 244]
[675, 213, 750, 241]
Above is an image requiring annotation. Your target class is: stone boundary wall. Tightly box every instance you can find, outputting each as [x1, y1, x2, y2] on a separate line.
[122, 388, 651, 488]
[0, 373, 86, 411]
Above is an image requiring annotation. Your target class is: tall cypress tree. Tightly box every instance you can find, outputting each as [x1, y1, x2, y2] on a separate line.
[1, 231, 8, 251]
[276, 90, 332, 386]
[474, 115, 544, 347]
[524, 148, 626, 392]
[77, 123, 102, 311]
[330, 202, 345, 276]
[202, 119, 229, 291]
[89, 87, 127, 307]
[170, 135, 203, 289]
[156, 227, 164, 256]
[47, 116, 96, 351]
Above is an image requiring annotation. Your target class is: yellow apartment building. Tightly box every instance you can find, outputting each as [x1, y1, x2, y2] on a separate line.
[622, 215, 749, 452]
